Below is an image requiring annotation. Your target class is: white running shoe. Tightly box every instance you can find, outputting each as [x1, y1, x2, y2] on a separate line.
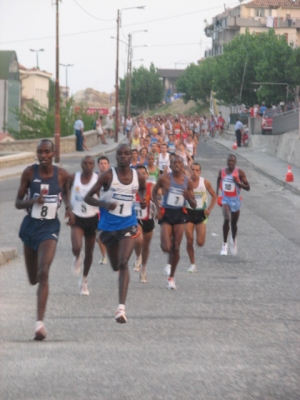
[34, 321, 47, 341]
[115, 308, 127, 323]
[167, 277, 177, 290]
[230, 237, 237, 255]
[220, 243, 228, 256]
[79, 278, 90, 296]
[72, 256, 81, 276]
[164, 264, 171, 276]
[99, 256, 107, 265]
[133, 256, 142, 272]
[188, 264, 197, 273]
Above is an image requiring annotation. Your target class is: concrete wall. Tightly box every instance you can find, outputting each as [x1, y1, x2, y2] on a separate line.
[266, 131, 300, 168]
[0, 130, 98, 153]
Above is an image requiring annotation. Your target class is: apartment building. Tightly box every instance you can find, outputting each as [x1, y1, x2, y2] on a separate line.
[204, 0, 300, 57]
[19, 65, 52, 109]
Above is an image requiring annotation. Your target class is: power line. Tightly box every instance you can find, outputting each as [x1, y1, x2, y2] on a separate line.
[0, 2, 240, 45]
[73, 0, 115, 22]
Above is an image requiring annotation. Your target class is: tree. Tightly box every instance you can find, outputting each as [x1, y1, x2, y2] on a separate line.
[176, 58, 217, 105]
[119, 63, 164, 112]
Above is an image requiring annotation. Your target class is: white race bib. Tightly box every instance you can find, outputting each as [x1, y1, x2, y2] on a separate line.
[222, 181, 235, 193]
[135, 201, 148, 220]
[195, 193, 204, 209]
[31, 194, 58, 219]
[167, 188, 185, 207]
[109, 193, 134, 217]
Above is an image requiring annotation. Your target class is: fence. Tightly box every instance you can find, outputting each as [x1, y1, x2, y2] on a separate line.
[272, 108, 299, 135]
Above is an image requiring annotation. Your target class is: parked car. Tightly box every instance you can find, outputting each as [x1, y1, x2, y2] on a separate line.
[261, 109, 281, 135]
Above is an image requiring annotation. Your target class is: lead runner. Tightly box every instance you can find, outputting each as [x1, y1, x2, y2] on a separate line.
[85, 144, 146, 323]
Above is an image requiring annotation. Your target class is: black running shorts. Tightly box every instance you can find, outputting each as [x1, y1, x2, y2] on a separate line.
[158, 208, 187, 226]
[99, 226, 139, 246]
[73, 214, 98, 237]
[138, 219, 155, 233]
[186, 209, 207, 225]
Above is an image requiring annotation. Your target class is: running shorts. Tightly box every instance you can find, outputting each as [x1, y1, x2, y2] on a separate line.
[73, 214, 98, 237]
[138, 219, 155, 233]
[222, 196, 241, 212]
[99, 226, 139, 246]
[158, 208, 187, 225]
[186, 209, 207, 225]
[19, 215, 60, 251]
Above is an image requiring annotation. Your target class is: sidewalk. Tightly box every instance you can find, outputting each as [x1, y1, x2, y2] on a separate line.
[0, 133, 127, 181]
[213, 136, 300, 196]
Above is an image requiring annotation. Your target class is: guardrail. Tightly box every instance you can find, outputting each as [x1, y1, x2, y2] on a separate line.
[272, 108, 299, 135]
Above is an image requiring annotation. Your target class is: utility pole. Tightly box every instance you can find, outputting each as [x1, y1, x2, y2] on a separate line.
[128, 46, 133, 119]
[114, 10, 120, 143]
[123, 34, 131, 135]
[54, 0, 60, 163]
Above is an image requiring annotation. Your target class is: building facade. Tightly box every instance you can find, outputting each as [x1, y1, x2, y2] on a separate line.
[19, 65, 52, 109]
[204, 0, 300, 57]
[0, 51, 21, 133]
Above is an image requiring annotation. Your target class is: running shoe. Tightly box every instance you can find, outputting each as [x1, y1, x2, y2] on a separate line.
[164, 264, 171, 276]
[230, 237, 237, 256]
[140, 269, 147, 283]
[187, 264, 197, 273]
[34, 321, 47, 341]
[99, 256, 107, 265]
[220, 243, 228, 256]
[79, 278, 89, 296]
[72, 256, 81, 276]
[133, 256, 142, 272]
[167, 277, 177, 290]
[115, 308, 127, 323]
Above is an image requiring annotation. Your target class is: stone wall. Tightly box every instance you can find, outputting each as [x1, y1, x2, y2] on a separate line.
[0, 130, 98, 153]
[266, 131, 300, 168]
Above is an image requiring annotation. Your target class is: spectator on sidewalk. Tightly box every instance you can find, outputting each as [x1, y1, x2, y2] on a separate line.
[74, 116, 84, 151]
[235, 118, 244, 148]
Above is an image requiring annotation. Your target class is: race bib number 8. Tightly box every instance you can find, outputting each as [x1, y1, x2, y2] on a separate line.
[31, 194, 58, 219]
[109, 193, 133, 217]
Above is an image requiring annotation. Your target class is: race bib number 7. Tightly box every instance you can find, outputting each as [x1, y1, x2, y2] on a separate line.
[167, 188, 185, 207]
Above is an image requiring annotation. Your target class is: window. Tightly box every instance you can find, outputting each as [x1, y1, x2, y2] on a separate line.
[255, 8, 265, 17]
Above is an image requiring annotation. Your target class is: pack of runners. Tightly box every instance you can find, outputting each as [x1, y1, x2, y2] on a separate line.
[15, 113, 250, 340]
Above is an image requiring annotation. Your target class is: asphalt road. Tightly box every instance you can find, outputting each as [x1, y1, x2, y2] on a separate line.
[1, 140, 299, 399]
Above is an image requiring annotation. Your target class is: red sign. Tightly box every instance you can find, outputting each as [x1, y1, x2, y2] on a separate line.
[74, 107, 109, 115]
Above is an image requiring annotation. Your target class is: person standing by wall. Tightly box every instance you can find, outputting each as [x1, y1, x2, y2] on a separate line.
[74, 115, 84, 151]
[235, 118, 244, 148]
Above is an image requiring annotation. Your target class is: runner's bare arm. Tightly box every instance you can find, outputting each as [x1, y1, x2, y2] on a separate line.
[234, 169, 250, 191]
[15, 167, 44, 209]
[58, 168, 74, 221]
[204, 179, 217, 216]
[84, 170, 116, 209]
[216, 170, 222, 196]
[137, 171, 147, 209]
[183, 179, 196, 209]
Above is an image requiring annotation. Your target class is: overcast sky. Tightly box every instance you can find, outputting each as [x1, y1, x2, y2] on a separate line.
[0, 0, 241, 95]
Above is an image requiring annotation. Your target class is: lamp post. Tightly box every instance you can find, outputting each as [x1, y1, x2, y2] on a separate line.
[59, 63, 74, 99]
[114, 6, 147, 143]
[54, 0, 60, 163]
[30, 48, 44, 69]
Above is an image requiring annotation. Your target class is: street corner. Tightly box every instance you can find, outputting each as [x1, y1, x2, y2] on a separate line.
[0, 247, 18, 266]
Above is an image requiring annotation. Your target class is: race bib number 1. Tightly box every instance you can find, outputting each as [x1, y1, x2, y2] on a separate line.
[109, 193, 133, 217]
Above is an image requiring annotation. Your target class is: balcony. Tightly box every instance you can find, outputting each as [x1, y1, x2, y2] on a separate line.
[227, 16, 300, 29]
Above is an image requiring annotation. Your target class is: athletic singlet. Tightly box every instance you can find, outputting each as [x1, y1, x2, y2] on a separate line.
[150, 136, 158, 146]
[178, 151, 188, 166]
[28, 164, 61, 220]
[98, 167, 139, 231]
[186, 177, 207, 210]
[71, 172, 99, 218]
[194, 121, 200, 133]
[158, 153, 170, 171]
[221, 168, 240, 198]
[167, 141, 176, 153]
[162, 173, 188, 209]
[131, 137, 140, 149]
[135, 182, 154, 220]
[147, 167, 160, 184]
[185, 142, 194, 156]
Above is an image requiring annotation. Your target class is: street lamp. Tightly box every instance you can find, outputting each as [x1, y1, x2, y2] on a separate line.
[59, 63, 74, 99]
[30, 48, 44, 69]
[114, 6, 147, 143]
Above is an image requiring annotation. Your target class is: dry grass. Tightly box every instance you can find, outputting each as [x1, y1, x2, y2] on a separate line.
[146, 99, 209, 117]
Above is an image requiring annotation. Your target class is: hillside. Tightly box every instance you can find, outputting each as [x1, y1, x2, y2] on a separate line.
[73, 88, 115, 107]
[146, 99, 209, 117]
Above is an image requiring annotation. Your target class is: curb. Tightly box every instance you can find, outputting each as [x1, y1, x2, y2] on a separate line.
[213, 140, 300, 196]
[0, 247, 18, 266]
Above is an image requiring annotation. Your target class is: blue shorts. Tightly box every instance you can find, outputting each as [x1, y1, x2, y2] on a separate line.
[222, 196, 241, 212]
[19, 215, 60, 251]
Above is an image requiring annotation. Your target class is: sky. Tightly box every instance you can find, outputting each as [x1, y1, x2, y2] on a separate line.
[0, 0, 241, 95]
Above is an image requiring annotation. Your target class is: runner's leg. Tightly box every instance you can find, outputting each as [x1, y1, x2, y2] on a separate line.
[116, 238, 136, 304]
[195, 222, 206, 247]
[71, 226, 84, 258]
[82, 234, 96, 278]
[222, 204, 231, 243]
[169, 224, 185, 278]
[36, 240, 57, 321]
[230, 210, 240, 240]
[24, 245, 38, 285]
[185, 222, 195, 264]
